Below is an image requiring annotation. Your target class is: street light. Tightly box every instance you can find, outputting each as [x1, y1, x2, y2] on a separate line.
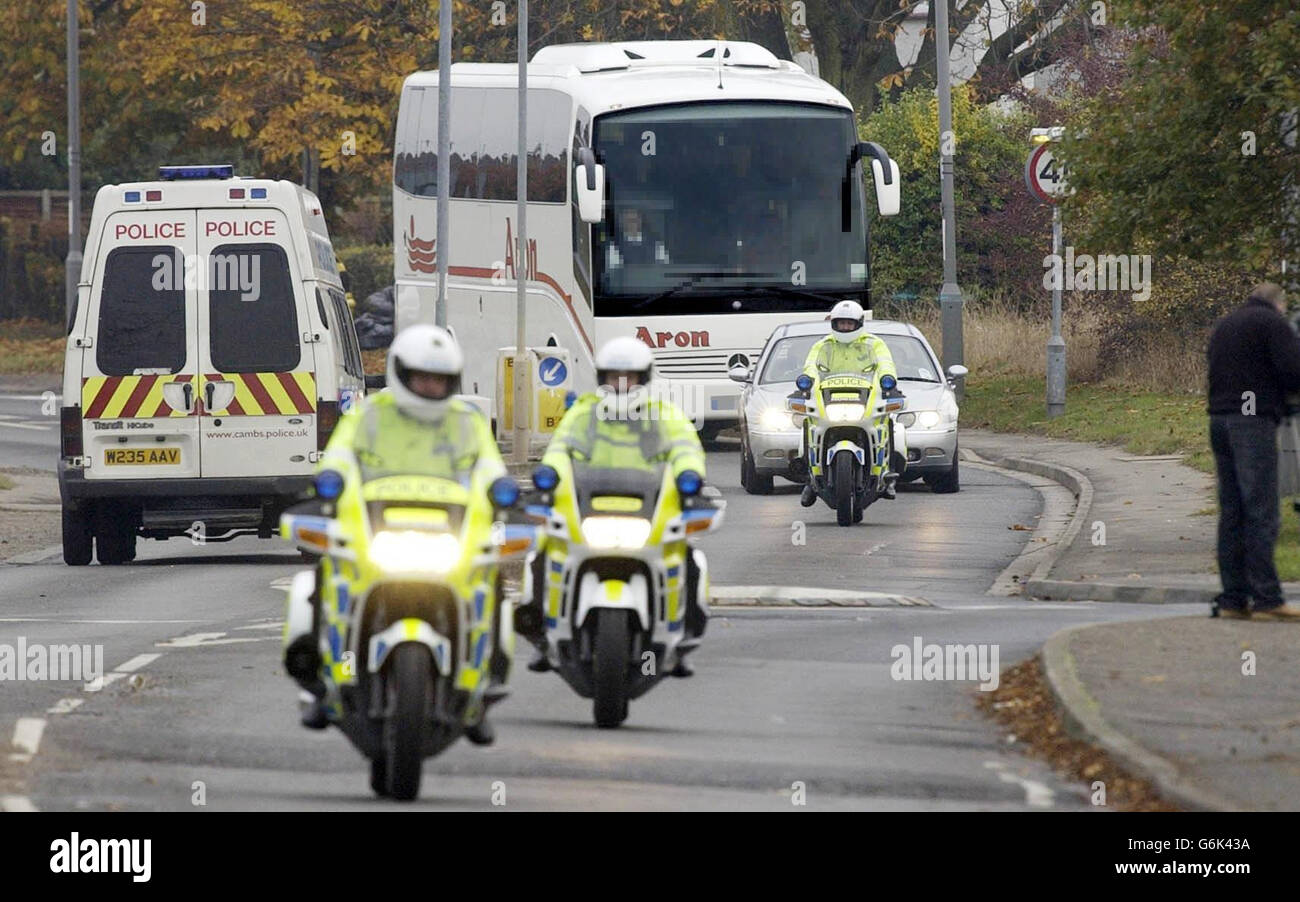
[934, 0, 965, 400]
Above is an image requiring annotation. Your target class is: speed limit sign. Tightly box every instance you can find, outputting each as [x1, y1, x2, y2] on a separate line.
[1025, 144, 1068, 204]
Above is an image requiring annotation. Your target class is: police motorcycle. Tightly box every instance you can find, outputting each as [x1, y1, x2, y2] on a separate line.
[515, 456, 724, 728]
[279, 457, 534, 800]
[789, 368, 907, 526]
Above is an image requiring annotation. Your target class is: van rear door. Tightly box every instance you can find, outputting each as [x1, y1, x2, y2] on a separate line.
[80, 210, 200, 480]
[195, 209, 317, 478]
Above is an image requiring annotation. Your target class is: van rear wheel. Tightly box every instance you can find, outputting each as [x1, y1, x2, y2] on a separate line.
[94, 503, 136, 566]
[62, 505, 93, 566]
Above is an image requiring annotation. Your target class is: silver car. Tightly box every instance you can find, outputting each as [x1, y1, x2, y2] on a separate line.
[731, 319, 966, 494]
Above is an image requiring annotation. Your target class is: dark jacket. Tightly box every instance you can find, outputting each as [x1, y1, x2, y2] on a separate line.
[1207, 297, 1300, 419]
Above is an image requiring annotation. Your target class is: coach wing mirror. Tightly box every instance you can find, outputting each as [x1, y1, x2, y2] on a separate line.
[575, 147, 605, 224]
[844, 142, 901, 228]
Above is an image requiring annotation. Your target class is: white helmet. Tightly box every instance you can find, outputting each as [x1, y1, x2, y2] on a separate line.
[594, 336, 654, 414]
[387, 324, 464, 422]
[828, 300, 866, 343]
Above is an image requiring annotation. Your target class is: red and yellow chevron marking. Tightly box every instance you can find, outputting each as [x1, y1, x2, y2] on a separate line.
[203, 371, 316, 416]
[81, 374, 192, 419]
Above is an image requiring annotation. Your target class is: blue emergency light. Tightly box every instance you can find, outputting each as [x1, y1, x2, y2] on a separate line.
[159, 164, 234, 181]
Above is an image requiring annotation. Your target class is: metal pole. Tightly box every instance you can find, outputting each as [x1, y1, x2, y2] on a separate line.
[512, 0, 529, 463]
[1046, 203, 1066, 417]
[934, 0, 965, 398]
[64, 0, 81, 327]
[434, 0, 451, 327]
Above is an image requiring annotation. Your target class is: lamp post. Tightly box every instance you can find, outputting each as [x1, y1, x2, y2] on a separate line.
[934, 0, 965, 399]
[65, 0, 81, 327]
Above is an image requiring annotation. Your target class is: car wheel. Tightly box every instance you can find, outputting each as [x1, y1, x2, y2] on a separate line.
[925, 444, 960, 494]
[741, 439, 773, 495]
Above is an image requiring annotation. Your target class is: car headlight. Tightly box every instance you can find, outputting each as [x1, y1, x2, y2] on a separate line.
[896, 412, 915, 427]
[916, 410, 941, 429]
[758, 406, 795, 430]
[369, 530, 461, 573]
[580, 516, 652, 550]
[826, 402, 866, 422]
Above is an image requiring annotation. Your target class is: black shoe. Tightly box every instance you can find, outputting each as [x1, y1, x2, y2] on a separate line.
[299, 693, 328, 730]
[800, 484, 817, 507]
[670, 659, 695, 678]
[881, 474, 897, 500]
[465, 716, 496, 746]
[527, 649, 553, 672]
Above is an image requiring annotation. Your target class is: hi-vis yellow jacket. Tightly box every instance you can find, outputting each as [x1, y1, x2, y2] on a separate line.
[542, 393, 706, 478]
[802, 333, 897, 383]
[320, 390, 505, 481]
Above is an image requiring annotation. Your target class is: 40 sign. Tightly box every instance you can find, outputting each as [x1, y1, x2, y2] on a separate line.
[1025, 144, 1068, 204]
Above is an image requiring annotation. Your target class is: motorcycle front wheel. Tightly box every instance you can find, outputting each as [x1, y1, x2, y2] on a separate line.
[833, 451, 857, 527]
[382, 644, 432, 801]
[592, 609, 631, 729]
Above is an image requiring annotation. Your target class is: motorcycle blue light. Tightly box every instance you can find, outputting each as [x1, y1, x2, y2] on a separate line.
[564, 390, 577, 410]
[676, 469, 703, 497]
[315, 469, 345, 500]
[796, 374, 813, 392]
[490, 476, 521, 508]
[532, 464, 559, 492]
[880, 374, 897, 391]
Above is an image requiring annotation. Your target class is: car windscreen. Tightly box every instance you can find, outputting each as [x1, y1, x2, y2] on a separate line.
[208, 244, 300, 372]
[759, 333, 940, 385]
[94, 246, 187, 376]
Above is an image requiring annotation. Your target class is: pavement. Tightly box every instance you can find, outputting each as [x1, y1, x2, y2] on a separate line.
[963, 427, 1300, 811]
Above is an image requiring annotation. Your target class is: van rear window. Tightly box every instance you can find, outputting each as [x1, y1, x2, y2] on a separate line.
[95, 247, 187, 376]
[208, 244, 301, 373]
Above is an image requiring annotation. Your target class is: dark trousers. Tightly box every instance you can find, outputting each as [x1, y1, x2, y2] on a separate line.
[1210, 414, 1283, 611]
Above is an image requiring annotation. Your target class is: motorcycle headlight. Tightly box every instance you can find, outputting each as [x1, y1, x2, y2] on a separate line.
[369, 530, 461, 573]
[826, 402, 866, 422]
[580, 516, 652, 550]
[758, 406, 795, 431]
[916, 410, 941, 429]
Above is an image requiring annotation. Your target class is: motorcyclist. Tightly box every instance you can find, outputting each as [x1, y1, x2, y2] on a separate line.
[798, 300, 901, 506]
[294, 324, 506, 744]
[517, 336, 710, 677]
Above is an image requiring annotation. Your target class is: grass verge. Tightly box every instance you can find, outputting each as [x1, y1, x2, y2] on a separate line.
[0, 320, 64, 374]
[0, 474, 13, 491]
[963, 373, 1300, 581]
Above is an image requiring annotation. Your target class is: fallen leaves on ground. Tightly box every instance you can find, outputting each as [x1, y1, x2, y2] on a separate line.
[975, 657, 1179, 812]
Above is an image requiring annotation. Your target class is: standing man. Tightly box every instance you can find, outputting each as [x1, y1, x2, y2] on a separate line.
[1207, 282, 1300, 620]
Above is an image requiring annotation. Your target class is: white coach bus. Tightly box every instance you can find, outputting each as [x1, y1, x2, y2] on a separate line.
[393, 40, 899, 435]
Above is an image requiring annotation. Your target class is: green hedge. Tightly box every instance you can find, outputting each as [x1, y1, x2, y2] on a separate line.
[336, 244, 393, 307]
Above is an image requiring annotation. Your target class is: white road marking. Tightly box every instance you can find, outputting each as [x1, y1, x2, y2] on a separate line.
[984, 760, 1055, 808]
[0, 795, 38, 812]
[0, 415, 50, 431]
[942, 603, 1096, 611]
[1, 394, 60, 402]
[9, 717, 45, 763]
[114, 653, 161, 673]
[0, 618, 211, 624]
[46, 698, 84, 715]
[155, 631, 273, 648]
[84, 671, 127, 692]
[233, 621, 284, 631]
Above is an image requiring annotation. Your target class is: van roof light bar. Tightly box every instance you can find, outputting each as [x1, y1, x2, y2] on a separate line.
[159, 164, 235, 180]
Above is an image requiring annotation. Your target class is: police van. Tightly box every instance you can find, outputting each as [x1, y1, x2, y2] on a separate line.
[59, 165, 366, 565]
